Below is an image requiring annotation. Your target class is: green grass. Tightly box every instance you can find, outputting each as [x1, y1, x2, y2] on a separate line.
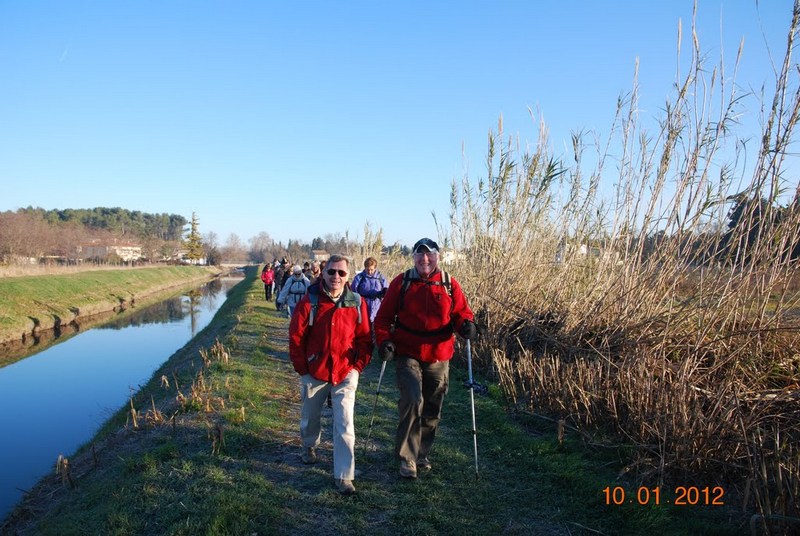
[0, 266, 220, 345]
[1, 267, 749, 535]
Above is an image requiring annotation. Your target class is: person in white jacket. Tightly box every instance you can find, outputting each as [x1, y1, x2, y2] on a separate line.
[277, 265, 311, 317]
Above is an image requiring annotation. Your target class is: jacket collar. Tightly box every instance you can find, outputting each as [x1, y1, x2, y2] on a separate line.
[410, 267, 440, 280]
[309, 281, 358, 306]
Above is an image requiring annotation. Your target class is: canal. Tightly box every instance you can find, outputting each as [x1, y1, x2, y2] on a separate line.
[0, 275, 243, 520]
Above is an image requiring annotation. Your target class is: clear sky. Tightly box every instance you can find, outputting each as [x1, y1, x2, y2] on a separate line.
[0, 1, 793, 248]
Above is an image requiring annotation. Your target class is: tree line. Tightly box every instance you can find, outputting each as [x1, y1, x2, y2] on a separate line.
[0, 208, 414, 267]
[210, 228, 411, 266]
[0, 207, 187, 263]
[21, 207, 187, 241]
[634, 193, 800, 267]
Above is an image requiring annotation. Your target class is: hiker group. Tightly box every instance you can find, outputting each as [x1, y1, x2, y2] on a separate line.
[271, 238, 476, 496]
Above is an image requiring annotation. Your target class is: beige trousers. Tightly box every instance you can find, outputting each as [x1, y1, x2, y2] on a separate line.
[299, 370, 360, 480]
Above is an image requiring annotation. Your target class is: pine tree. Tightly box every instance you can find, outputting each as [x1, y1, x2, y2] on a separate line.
[183, 212, 205, 264]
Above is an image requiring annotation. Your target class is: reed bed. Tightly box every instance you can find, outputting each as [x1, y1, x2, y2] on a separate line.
[445, 2, 800, 528]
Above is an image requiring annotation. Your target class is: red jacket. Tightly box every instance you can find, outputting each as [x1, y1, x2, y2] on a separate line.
[261, 269, 274, 285]
[289, 284, 373, 384]
[374, 268, 474, 363]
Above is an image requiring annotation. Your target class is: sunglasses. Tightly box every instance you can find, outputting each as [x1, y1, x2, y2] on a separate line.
[326, 269, 348, 277]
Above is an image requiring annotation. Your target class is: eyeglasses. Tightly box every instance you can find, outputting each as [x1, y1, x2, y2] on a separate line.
[414, 251, 437, 258]
[326, 269, 348, 277]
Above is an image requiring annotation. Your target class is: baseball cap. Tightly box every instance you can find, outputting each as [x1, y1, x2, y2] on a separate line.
[412, 238, 439, 253]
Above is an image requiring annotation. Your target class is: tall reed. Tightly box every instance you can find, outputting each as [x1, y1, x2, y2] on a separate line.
[446, 1, 800, 526]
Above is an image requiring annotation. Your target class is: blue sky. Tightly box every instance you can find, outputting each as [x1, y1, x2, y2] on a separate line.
[0, 1, 793, 248]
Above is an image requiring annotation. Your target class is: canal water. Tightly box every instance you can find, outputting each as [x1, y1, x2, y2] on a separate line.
[0, 275, 243, 521]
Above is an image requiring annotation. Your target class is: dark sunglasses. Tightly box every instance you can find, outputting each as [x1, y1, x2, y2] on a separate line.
[326, 269, 348, 277]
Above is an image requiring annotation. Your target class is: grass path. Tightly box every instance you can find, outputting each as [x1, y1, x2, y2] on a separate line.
[1, 269, 746, 535]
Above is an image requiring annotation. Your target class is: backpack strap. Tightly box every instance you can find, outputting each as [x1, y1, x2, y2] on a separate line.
[308, 293, 319, 326]
[353, 293, 363, 325]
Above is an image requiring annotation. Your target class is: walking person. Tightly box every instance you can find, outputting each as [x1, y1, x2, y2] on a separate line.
[277, 265, 310, 317]
[289, 254, 373, 495]
[306, 261, 322, 284]
[374, 238, 476, 479]
[260, 264, 275, 301]
[351, 256, 389, 334]
[273, 261, 287, 311]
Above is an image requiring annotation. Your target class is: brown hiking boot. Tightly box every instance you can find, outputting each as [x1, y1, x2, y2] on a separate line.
[417, 457, 432, 472]
[336, 479, 356, 496]
[399, 459, 417, 479]
[301, 447, 317, 464]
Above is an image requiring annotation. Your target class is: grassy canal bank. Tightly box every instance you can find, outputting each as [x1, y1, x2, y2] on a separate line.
[1, 267, 748, 535]
[0, 265, 222, 348]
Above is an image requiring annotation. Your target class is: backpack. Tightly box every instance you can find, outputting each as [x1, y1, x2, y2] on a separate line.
[397, 269, 452, 310]
[392, 269, 454, 337]
[289, 278, 307, 295]
[308, 290, 362, 327]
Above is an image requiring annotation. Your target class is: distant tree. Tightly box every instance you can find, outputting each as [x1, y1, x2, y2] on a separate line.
[0, 211, 38, 259]
[203, 231, 221, 266]
[140, 235, 164, 262]
[18, 206, 187, 241]
[248, 232, 274, 263]
[719, 194, 772, 265]
[286, 239, 310, 262]
[221, 233, 247, 262]
[183, 212, 205, 263]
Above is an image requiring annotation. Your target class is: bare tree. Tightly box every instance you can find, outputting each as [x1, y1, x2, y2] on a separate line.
[220, 233, 247, 263]
[248, 232, 274, 263]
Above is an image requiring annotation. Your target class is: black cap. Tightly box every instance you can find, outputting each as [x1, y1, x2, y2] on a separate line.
[412, 238, 439, 253]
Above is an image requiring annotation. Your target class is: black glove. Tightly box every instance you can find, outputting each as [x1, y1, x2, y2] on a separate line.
[379, 341, 396, 361]
[459, 320, 477, 340]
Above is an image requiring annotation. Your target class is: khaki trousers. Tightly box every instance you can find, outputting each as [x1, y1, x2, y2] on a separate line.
[299, 370, 360, 480]
[394, 356, 449, 464]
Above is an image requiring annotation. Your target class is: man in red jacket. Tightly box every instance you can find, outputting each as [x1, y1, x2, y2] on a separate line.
[374, 238, 476, 479]
[289, 254, 372, 495]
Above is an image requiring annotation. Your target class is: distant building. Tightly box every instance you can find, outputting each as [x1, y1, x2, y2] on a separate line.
[554, 241, 620, 265]
[440, 248, 465, 264]
[311, 250, 330, 262]
[77, 239, 143, 262]
[1, 255, 38, 265]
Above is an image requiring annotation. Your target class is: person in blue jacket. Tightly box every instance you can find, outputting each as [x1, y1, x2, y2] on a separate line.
[350, 257, 389, 331]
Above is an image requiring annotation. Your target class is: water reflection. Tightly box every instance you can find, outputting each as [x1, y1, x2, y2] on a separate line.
[0, 276, 241, 521]
[0, 279, 231, 367]
[97, 279, 223, 332]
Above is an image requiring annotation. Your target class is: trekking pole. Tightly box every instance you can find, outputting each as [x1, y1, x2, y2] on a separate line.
[363, 360, 387, 455]
[466, 339, 480, 479]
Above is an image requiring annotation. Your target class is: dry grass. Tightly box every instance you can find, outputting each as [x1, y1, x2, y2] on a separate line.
[0, 262, 156, 278]
[444, 1, 800, 529]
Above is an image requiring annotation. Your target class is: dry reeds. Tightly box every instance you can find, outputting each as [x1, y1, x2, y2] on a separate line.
[447, 1, 800, 523]
[55, 454, 74, 488]
[199, 338, 231, 369]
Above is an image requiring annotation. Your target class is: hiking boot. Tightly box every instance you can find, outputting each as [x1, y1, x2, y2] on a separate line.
[336, 479, 356, 496]
[301, 447, 317, 464]
[399, 459, 417, 479]
[417, 457, 432, 472]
